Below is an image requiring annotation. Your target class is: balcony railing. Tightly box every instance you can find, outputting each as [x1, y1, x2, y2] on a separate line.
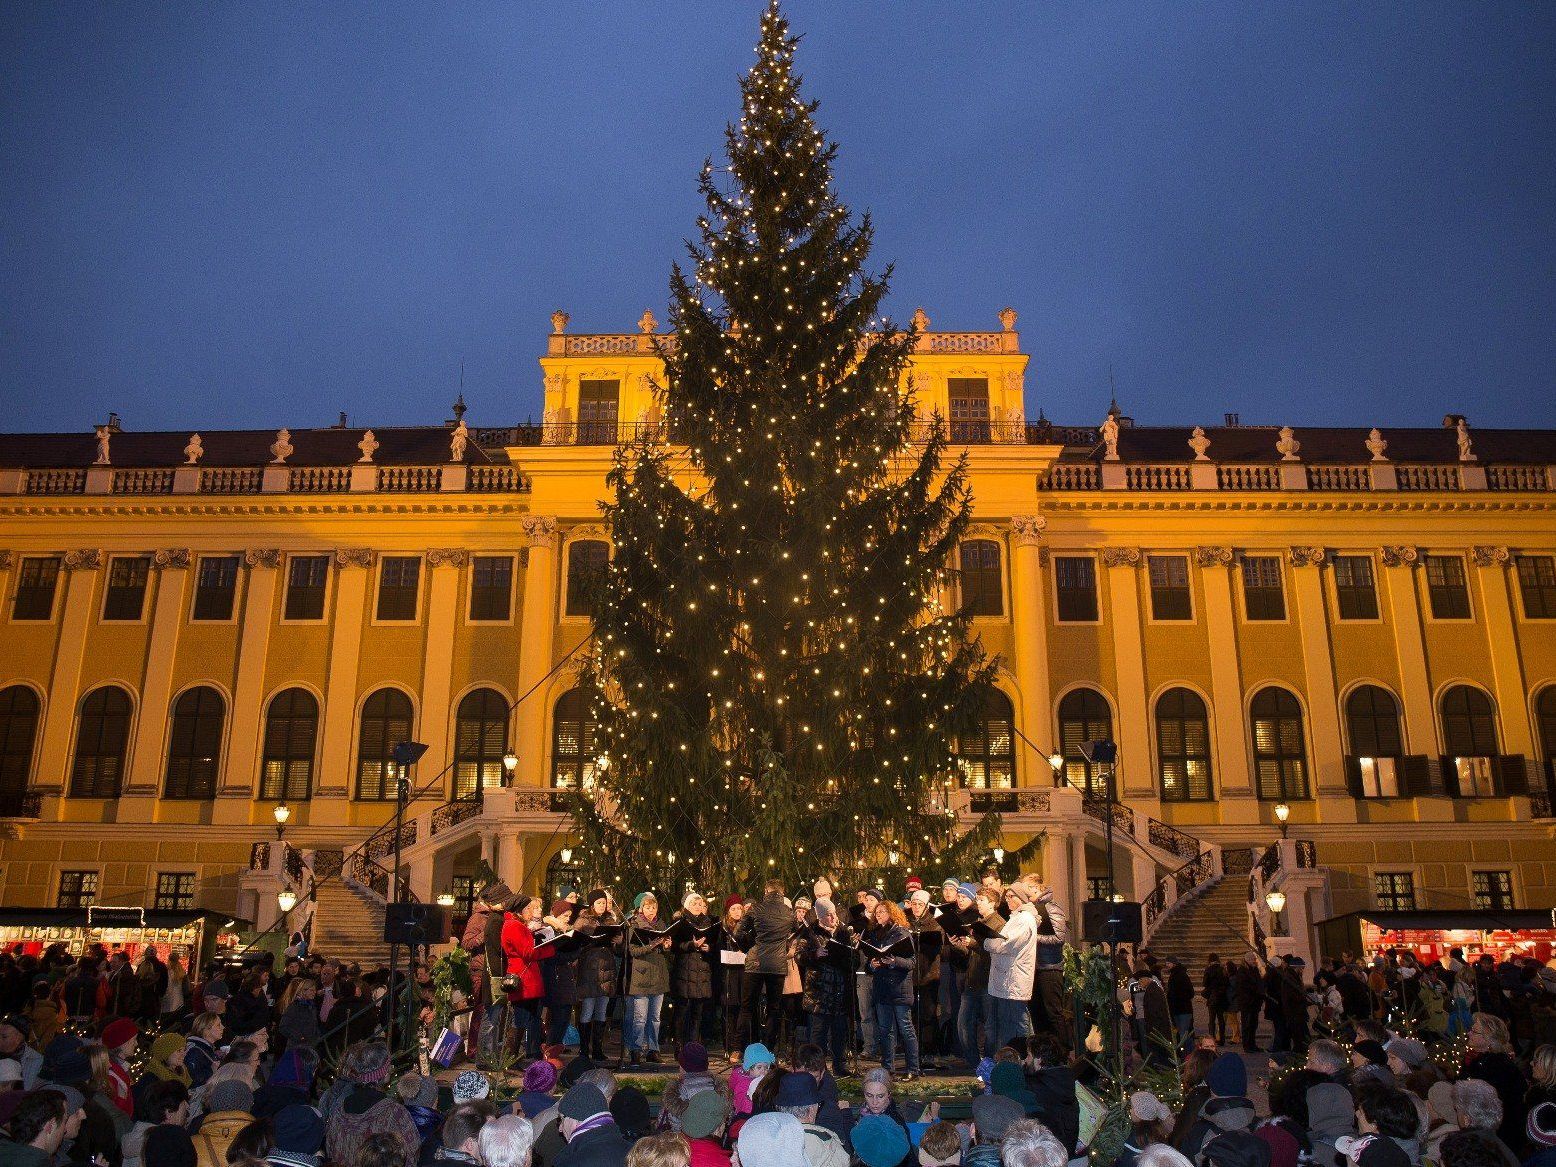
[6, 462, 528, 497]
[0, 792, 43, 819]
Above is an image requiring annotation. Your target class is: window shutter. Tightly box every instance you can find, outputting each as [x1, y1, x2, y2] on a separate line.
[1398, 754, 1433, 797]
[1344, 755, 1363, 799]
[1495, 755, 1528, 796]
[1438, 756, 1461, 799]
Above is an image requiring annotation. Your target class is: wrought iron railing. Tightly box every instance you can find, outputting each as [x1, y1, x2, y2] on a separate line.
[432, 798, 483, 835]
[1147, 816, 1202, 861]
[0, 792, 42, 819]
[1081, 797, 1135, 835]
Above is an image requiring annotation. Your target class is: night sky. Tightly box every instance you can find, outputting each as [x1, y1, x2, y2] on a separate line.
[3, 3, 1553, 434]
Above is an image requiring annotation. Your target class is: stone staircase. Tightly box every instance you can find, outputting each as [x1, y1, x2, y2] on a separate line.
[1145, 877, 1252, 969]
[311, 880, 392, 968]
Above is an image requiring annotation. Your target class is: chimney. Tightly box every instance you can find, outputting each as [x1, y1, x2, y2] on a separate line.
[1223, 412, 1240, 427]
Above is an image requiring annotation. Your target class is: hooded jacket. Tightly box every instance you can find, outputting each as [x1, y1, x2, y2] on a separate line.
[1304, 1082, 1357, 1167]
[1183, 1095, 1263, 1164]
[984, 902, 1038, 1002]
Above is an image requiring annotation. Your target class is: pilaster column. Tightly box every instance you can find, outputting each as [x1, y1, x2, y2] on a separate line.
[1196, 548, 1255, 812]
[35, 552, 102, 802]
[1009, 517, 1052, 782]
[417, 550, 468, 797]
[1470, 546, 1534, 755]
[1287, 547, 1347, 799]
[1102, 548, 1152, 799]
[214, 551, 281, 824]
[1380, 548, 1436, 755]
[313, 549, 374, 826]
[514, 518, 560, 789]
[1042, 830, 1072, 916]
[120, 550, 192, 816]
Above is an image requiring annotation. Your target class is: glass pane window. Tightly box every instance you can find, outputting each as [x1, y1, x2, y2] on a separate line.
[70, 687, 132, 798]
[469, 556, 514, 621]
[1148, 556, 1192, 621]
[357, 689, 413, 800]
[1516, 555, 1556, 619]
[1054, 557, 1098, 622]
[12, 556, 61, 620]
[58, 870, 98, 910]
[1333, 555, 1379, 620]
[1241, 556, 1285, 621]
[1473, 870, 1514, 911]
[284, 555, 330, 620]
[577, 380, 621, 444]
[1441, 686, 1498, 757]
[376, 557, 421, 621]
[1357, 757, 1399, 798]
[953, 687, 1015, 789]
[192, 556, 240, 621]
[1251, 686, 1309, 800]
[959, 540, 1003, 617]
[1374, 871, 1416, 911]
[260, 688, 318, 801]
[103, 556, 150, 621]
[454, 688, 509, 800]
[1454, 755, 1496, 798]
[1426, 555, 1471, 619]
[1059, 688, 1112, 796]
[154, 872, 195, 911]
[1156, 688, 1213, 800]
[164, 687, 225, 799]
[551, 689, 599, 789]
[947, 378, 990, 442]
[565, 541, 609, 618]
[1346, 686, 1403, 758]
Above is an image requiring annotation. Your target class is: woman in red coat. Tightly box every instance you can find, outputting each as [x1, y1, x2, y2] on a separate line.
[501, 895, 554, 1061]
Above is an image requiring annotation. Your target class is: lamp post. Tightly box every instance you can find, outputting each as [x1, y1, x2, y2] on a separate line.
[435, 892, 456, 909]
[277, 887, 297, 915]
[1274, 802, 1290, 840]
[387, 739, 429, 1056]
[1264, 888, 1288, 940]
[273, 802, 290, 841]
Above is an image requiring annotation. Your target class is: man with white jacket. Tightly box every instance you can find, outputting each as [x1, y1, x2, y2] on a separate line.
[982, 882, 1039, 1054]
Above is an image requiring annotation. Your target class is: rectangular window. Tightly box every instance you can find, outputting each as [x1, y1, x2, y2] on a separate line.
[1087, 876, 1111, 902]
[11, 556, 61, 620]
[1054, 556, 1098, 622]
[959, 541, 1003, 617]
[191, 556, 240, 621]
[1374, 871, 1416, 911]
[1426, 555, 1471, 619]
[153, 872, 195, 911]
[284, 555, 330, 620]
[57, 870, 98, 910]
[1473, 870, 1514, 911]
[102, 556, 151, 621]
[1516, 555, 1556, 619]
[1333, 555, 1379, 620]
[947, 378, 991, 443]
[1241, 556, 1286, 621]
[577, 380, 621, 444]
[1454, 755, 1496, 798]
[1148, 555, 1192, 620]
[376, 557, 421, 621]
[469, 556, 514, 621]
[1357, 756, 1399, 798]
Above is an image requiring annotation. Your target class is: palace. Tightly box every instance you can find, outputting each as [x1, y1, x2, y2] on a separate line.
[0, 308, 1552, 966]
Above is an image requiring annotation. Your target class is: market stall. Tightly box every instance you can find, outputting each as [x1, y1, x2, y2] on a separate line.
[0, 906, 246, 971]
[1317, 908, 1556, 966]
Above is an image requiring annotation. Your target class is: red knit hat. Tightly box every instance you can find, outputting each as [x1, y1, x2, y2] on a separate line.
[905, 876, 924, 891]
[101, 1018, 138, 1052]
[723, 894, 744, 912]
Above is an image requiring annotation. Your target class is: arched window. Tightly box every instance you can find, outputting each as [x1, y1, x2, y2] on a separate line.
[1345, 686, 1404, 798]
[1250, 686, 1308, 801]
[70, 686, 133, 798]
[1441, 685, 1500, 798]
[0, 687, 41, 802]
[565, 540, 609, 618]
[546, 851, 582, 901]
[958, 541, 1003, 618]
[1536, 688, 1556, 806]
[954, 687, 1015, 789]
[454, 688, 510, 801]
[551, 688, 598, 789]
[1156, 688, 1212, 802]
[357, 689, 413, 801]
[1058, 688, 1113, 797]
[260, 688, 318, 802]
[164, 686, 225, 799]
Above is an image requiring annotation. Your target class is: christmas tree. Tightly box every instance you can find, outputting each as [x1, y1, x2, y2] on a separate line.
[566, 1, 1005, 896]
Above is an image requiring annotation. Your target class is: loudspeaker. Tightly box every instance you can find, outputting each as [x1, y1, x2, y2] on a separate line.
[1082, 898, 1143, 944]
[384, 902, 448, 945]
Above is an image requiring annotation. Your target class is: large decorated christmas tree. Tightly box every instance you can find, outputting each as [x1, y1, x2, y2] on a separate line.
[566, 2, 1005, 896]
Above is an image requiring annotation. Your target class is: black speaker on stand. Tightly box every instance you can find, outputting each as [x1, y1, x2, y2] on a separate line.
[384, 902, 448, 946]
[1082, 899, 1143, 945]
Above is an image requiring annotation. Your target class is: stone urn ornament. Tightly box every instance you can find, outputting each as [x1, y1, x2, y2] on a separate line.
[1276, 426, 1302, 462]
[1188, 426, 1211, 461]
[357, 430, 379, 463]
[184, 434, 204, 464]
[1365, 428, 1389, 462]
[270, 428, 294, 464]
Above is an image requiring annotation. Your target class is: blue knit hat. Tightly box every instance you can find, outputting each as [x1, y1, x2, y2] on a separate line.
[957, 882, 979, 900]
[741, 1042, 775, 1073]
[1206, 1051, 1247, 1097]
[852, 1114, 912, 1167]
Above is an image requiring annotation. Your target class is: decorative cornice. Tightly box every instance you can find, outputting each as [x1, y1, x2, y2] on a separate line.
[333, 548, 374, 569]
[63, 549, 102, 571]
[1381, 546, 1420, 567]
[244, 548, 283, 569]
[1100, 547, 1141, 568]
[1193, 546, 1234, 568]
[521, 515, 560, 548]
[1010, 515, 1047, 546]
[1287, 546, 1327, 568]
[566, 524, 609, 544]
[427, 548, 471, 568]
[1471, 545, 1511, 567]
[151, 548, 191, 570]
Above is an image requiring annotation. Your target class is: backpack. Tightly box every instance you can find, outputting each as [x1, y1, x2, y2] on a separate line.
[1198, 1128, 1273, 1167]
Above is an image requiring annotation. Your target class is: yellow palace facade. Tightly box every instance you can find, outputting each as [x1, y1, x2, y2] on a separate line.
[0, 309, 1552, 963]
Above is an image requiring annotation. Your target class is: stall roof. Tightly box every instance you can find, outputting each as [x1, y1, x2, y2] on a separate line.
[0, 907, 249, 930]
[1319, 909, 1556, 931]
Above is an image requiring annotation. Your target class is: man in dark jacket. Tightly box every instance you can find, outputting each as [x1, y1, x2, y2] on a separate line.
[737, 880, 796, 1050]
[1026, 1034, 1080, 1154]
[1234, 954, 1265, 1053]
[556, 1082, 630, 1167]
[474, 882, 512, 1056]
[1203, 954, 1230, 1046]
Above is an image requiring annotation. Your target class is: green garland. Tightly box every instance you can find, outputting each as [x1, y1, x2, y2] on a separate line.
[428, 946, 473, 1032]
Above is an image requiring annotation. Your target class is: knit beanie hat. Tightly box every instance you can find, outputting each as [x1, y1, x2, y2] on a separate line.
[742, 1042, 775, 1073]
[587, 888, 610, 909]
[40, 1034, 90, 1085]
[1353, 1040, 1388, 1067]
[522, 1059, 558, 1094]
[1131, 1091, 1173, 1123]
[1529, 1102, 1556, 1149]
[852, 1114, 913, 1167]
[678, 1041, 709, 1073]
[355, 1042, 391, 1085]
[1384, 1037, 1427, 1070]
[150, 1032, 187, 1067]
[452, 1070, 491, 1104]
[736, 1111, 808, 1167]
[101, 1017, 138, 1052]
[775, 1071, 822, 1109]
[610, 1085, 652, 1138]
[957, 883, 978, 900]
[1004, 882, 1032, 905]
[682, 1087, 730, 1139]
[559, 1056, 596, 1089]
[206, 1079, 255, 1115]
[273, 1104, 326, 1154]
[633, 891, 656, 911]
[396, 1071, 439, 1109]
[1206, 1052, 1247, 1097]
[971, 1094, 1024, 1141]
[144, 1124, 198, 1167]
[558, 1082, 609, 1121]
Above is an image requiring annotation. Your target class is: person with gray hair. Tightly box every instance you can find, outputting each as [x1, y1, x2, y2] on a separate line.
[1450, 1080, 1519, 1167]
[577, 1066, 619, 1102]
[1002, 1118, 1071, 1167]
[478, 1114, 536, 1167]
[801, 896, 857, 1078]
[1306, 1039, 1348, 1078]
[1137, 1145, 1196, 1167]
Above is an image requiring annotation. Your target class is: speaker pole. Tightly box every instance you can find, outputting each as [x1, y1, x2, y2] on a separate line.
[386, 759, 406, 1056]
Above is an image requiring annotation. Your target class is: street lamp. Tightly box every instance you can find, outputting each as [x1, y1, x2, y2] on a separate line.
[991, 846, 1005, 864]
[560, 847, 574, 865]
[1047, 752, 1065, 775]
[502, 752, 519, 783]
[1264, 889, 1287, 914]
[436, 892, 456, 908]
[1274, 802, 1290, 839]
[277, 887, 298, 914]
[273, 802, 290, 841]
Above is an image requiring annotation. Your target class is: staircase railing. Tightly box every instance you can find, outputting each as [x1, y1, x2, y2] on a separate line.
[1143, 850, 1218, 938]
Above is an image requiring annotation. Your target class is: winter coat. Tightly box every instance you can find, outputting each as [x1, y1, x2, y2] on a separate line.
[1204, 962, 1231, 1010]
[1167, 966, 1197, 1014]
[461, 903, 492, 975]
[740, 892, 797, 977]
[226, 988, 271, 1038]
[1029, 1064, 1079, 1153]
[573, 908, 620, 999]
[25, 998, 60, 1053]
[192, 1108, 254, 1167]
[184, 1035, 218, 1088]
[1232, 964, 1264, 1012]
[908, 909, 942, 985]
[1461, 1051, 1528, 1153]
[984, 903, 1038, 1002]
[278, 998, 321, 1050]
[802, 922, 856, 1016]
[672, 912, 715, 1000]
[1305, 1082, 1356, 1167]
[554, 1121, 632, 1166]
[501, 916, 554, 1001]
[325, 1087, 419, 1167]
[543, 934, 580, 1007]
[625, 913, 672, 997]
[1186, 1096, 1269, 1167]
[864, 923, 915, 1006]
[484, 905, 510, 980]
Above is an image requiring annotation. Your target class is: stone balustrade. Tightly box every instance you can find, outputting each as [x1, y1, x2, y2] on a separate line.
[1, 462, 529, 496]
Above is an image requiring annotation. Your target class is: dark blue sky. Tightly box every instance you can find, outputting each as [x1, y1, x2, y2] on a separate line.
[3, 3, 1553, 433]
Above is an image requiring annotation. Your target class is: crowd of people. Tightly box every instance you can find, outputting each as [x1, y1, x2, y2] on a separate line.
[0, 870, 1551, 1167]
